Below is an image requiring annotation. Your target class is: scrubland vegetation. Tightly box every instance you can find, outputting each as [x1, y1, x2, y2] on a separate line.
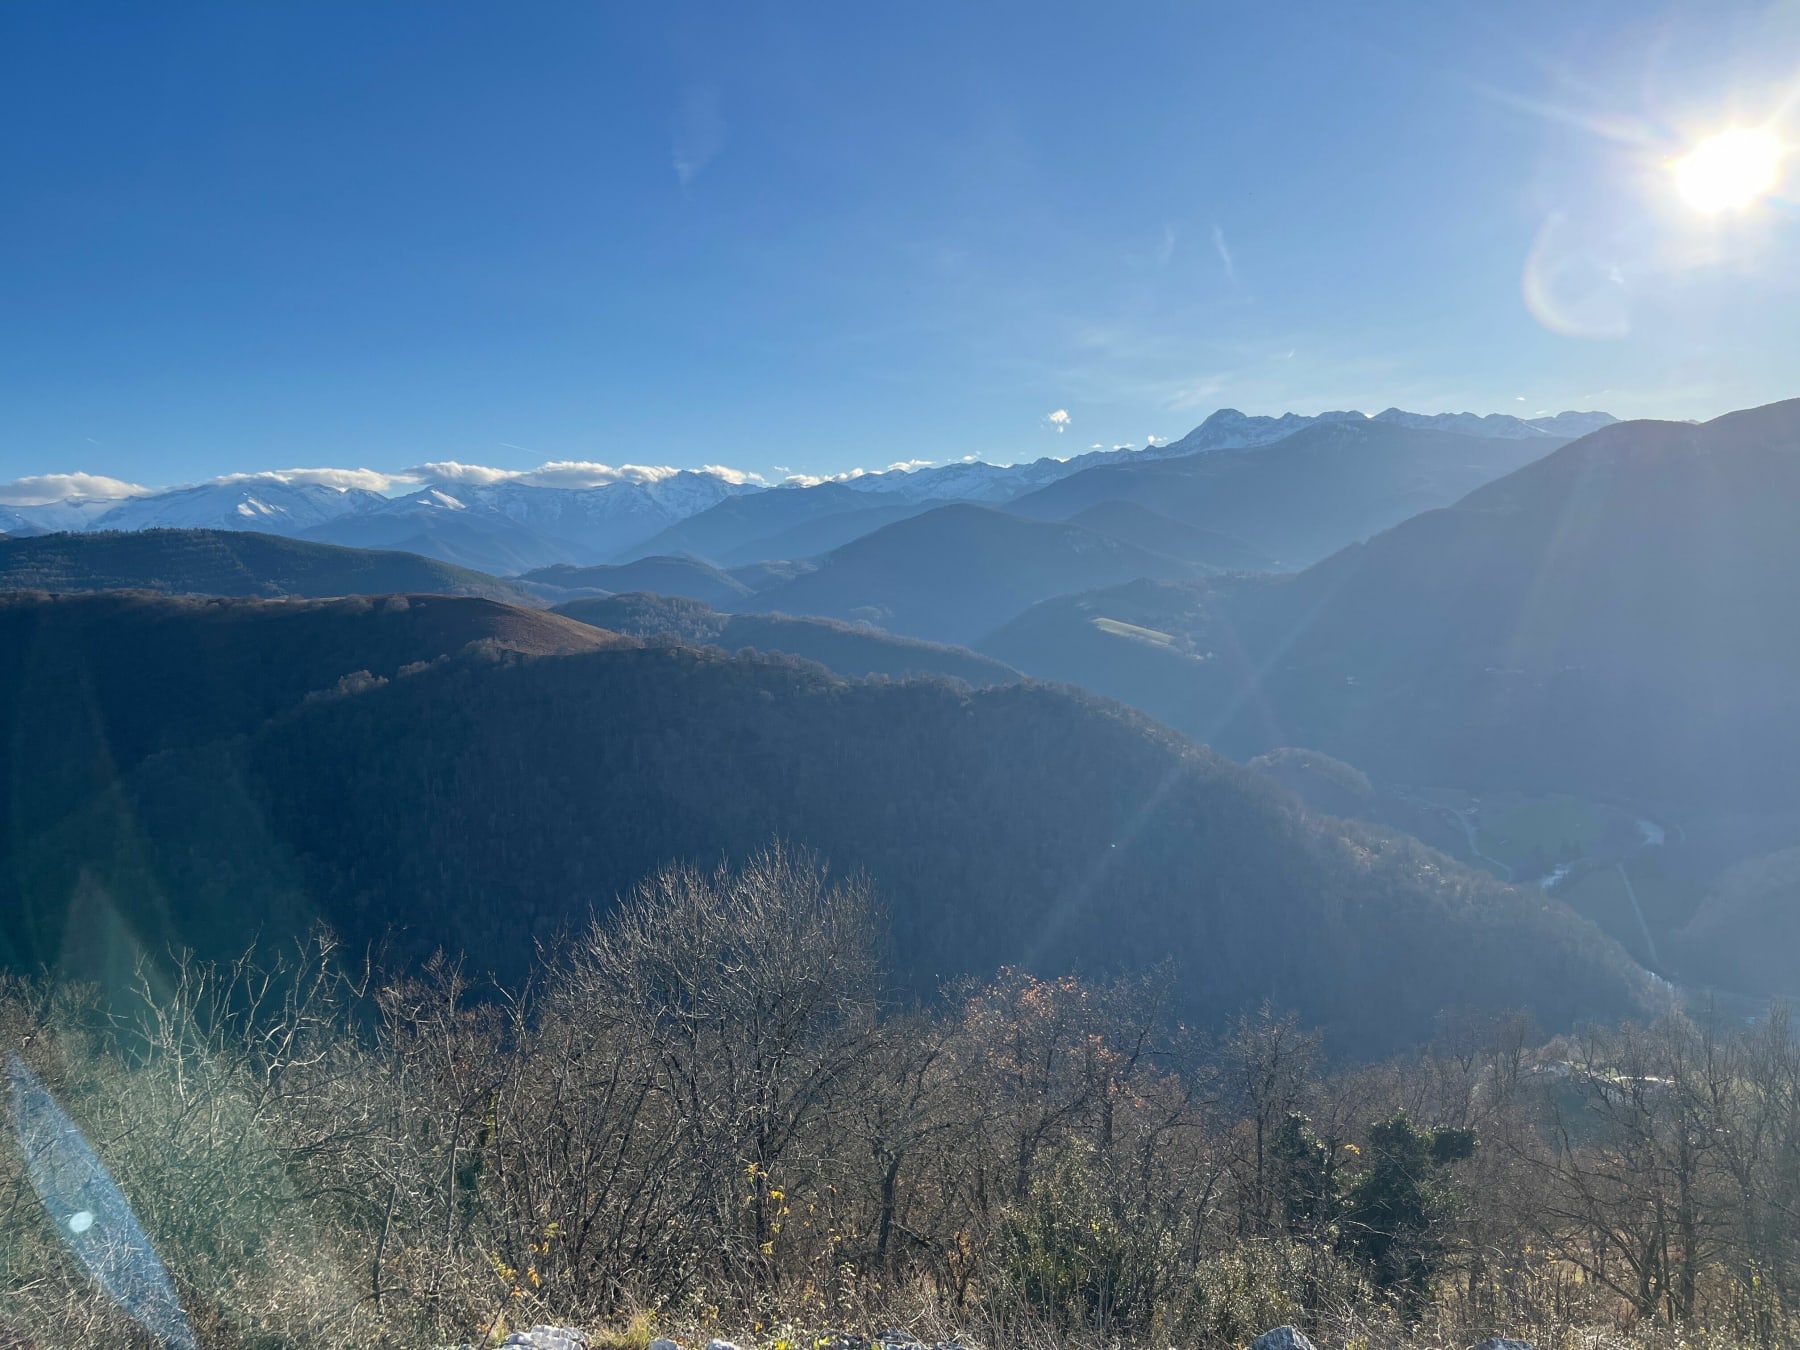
[3, 849, 1796, 1350]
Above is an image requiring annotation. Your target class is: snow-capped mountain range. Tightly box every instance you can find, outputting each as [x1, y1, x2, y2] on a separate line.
[0, 407, 1616, 571]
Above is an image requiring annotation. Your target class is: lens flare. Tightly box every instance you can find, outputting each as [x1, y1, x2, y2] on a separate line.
[1671, 128, 1783, 213]
[8, 1054, 198, 1350]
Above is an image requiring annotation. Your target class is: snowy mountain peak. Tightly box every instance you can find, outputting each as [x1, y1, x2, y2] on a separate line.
[0, 406, 1617, 569]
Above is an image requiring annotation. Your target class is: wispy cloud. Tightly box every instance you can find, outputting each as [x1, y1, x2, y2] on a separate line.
[1168, 374, 1231, 411]
[672, 86, 725, 188]
[1211, 224, 1237, 282]
[1464, 79, 1660, 149]
[0, 472, 150, 505]
[1155, 223, 1177, 266]
[886, 459, 935, 472]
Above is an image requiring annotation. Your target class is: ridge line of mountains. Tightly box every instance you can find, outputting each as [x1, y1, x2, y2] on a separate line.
[14, 398, 1800, 1054]
[0, 406, 1615, 574]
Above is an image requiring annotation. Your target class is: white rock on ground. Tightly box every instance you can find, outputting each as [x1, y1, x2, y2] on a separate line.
[1250, 1329, 1318, 1350]
[498, 1329, 588, 1350]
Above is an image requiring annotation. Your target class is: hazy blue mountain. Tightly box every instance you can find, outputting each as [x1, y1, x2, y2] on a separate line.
[621, 482, 891, 563]
[751, 503, 1198, 645]
[1066, 500, 1277, 571]
[555, 592, 1020, 685]
[300, 504, 579, 574]
[716, 498, 950, 565]
[1008, 421, 1563, 568]
[518, 556, 754, 606]
[727, 558, 819, 590]
[0, 511, 47, 537]
[0, 529, 537, 603]
[986, 400, 1800, 813]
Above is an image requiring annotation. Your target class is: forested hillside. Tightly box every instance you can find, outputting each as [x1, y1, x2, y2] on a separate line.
[0, 597, 1647, 1055]
[518, 554, 753, 605]
[0, 528, 535, 601]
[555, 592, 1020, 684]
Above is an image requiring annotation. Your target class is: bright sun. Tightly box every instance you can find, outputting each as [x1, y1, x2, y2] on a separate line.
[1672, 128, 1783, 213]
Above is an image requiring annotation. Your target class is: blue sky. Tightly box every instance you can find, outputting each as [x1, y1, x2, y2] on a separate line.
[2, 0, 1798, 494]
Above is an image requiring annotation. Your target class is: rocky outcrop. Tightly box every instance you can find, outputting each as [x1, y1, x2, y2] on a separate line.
[1250, 1329, 1318, 1350]
[443, 1328, 587, 1350]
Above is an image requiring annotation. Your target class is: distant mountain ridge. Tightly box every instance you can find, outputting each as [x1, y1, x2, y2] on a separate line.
[0, 529, 539, 603]
[986, 399, 1800, 810]
[553, 592, 1021, 686]
[1, 407, 1615, 570]
[1008, 419, 1564, 568]
[750, 503, 1200, 646]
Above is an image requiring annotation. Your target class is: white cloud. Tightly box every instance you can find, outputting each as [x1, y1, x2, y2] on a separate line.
[405, 461, 515, 487]
[211, 467, 405, 493]
[404, 460, 763, 490]
[1045, 408, 1072, 433]
[531, 461, 682, 488]
[1211, 224, 1237, 282]
[1090, 443, 1104, 450]
[0, 472, 151, 505]
[1168, 374, 1229, 411]
[885, 459, 935, 473]
[701, 463, 767, 485]
[1113, 443, 1133, 450]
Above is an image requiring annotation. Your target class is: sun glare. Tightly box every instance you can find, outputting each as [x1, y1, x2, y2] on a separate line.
[1672, 128, 1783, 214]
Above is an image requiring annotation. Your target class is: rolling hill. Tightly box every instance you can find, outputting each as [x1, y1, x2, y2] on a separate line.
[750, 503, 1197, 645]
[554, 592, 1020, 685]
[0, 595, 1652, 1054]
[0, 590, 624, 916]
[1007, 420, 1562, 568]
[0, 529, 536, 603]
[517, 555, 754, 606]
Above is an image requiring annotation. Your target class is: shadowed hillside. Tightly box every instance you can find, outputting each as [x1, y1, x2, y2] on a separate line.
[555, 592, 1020, 685]
[0, 613, 1648, 1056]
[751, 503, 1196, 645]
[519, 555, 754, 606]
[0, 528, 535, 602]
[0, 592, 623, 864]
